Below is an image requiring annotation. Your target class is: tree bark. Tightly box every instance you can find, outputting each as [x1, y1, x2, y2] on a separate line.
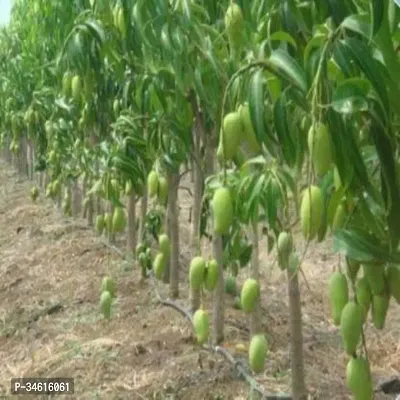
[250, 221, 262, 335]
[287, 265, 307, 400]
[127, 191, 137, 256]
[167, 171, 180, 298]
[212, 234, 224, 344]
[138, 189, 148, 244]
[190, 108, 204, 313]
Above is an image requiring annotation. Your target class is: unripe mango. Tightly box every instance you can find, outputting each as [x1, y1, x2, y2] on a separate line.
[189, 257, 206, 291]
[356, 276, 372, 322]
[104, 213, 112, 232]
[153, 253, 166, 280]
[147, 171, 159, 198]
[346, 357, 373, 400]
[158, 175, 168, 205]
[333, 166, 342, 190]
[300, 185, 324, 240]
[218, 112, 242, 160]
[193, 309, 209, 345]
[371, 294, 390, 330]
[346, 258, 360, 283]
[362, 263, 385, 295]
[238, 104, 261, 154]
[328, 271, 349, 326]
[95, 215, 105, 234]
[99, 290, 112, 319]
[240, 278, 260, 313]
[71, 75, 82, 101]
[112, 207, 125, 233]
[204, 259, 219, 291]
[331, 203, 346, 232]
[340, 301, 363, 355]
[101, 276, 116, 298]
[212, 187, 233, 235]
[158, 233, 171, 258]
[307, 122, 332, 176]
[386, 264, 400, 303]
[225, 276, 237, 296]
[248, 334, 268, 373]
[224, 3, 244, 50]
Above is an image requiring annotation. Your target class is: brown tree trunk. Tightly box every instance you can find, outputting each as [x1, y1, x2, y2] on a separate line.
[190, 108, 205, 313]
[127, 191, 137, 256]
[250, 221, 262, 335]
[287, 265, 307, 400]
[212, 234, 224, 344]
[138, 189, 148, 244]
[167, 171, 180, 298]
[71, 179, 81, 217]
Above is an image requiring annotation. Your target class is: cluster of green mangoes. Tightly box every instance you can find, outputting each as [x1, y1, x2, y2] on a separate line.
[189, 256, 219, 346]
[136, 241, 153, 276]
[151, 233, 171, 279]
[95, 207, 126, 235]
[99, 276, 116, 319]
[147, 170, 168, 206]
[45, 179, 61, 199]
[328, 260, 400, 399]
[217, 103, 261, 164]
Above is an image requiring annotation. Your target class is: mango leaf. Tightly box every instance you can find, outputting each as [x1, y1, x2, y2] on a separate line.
[332, 41, 357, 78]
[273, 94, 296, 166]
[249, 69, 275, 155]
[326, 0, 349, 26]
[331, 78, 370, 114]
[341, 37, 389, 113]
[371, 0, 385, 37]
[369, 105, 400, 248]
[341, 14, 371, 40]
[333, 229, 400, 263]
[269, 31, 298, 50]
[262, 177, 280, 230]
[303, 34, 326, 65]
[269, 48, 308, 93]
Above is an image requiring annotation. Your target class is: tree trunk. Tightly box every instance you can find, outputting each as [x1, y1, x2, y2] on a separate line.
[71, 179, 81, 217]
[167, 171, 180, 299]
[127, 191, 137, 256]
[287, 265, 307, 400]
[250, 221, 262, 335]
[209, 129, 224, 344]
[109, 203, 116, 244]
[212, 234, 224, 344]
[27, 140, 34, 180]
[86, 192, 94, 226]
[190, 110, 204, 313]
[162, 220, 171, 284]
[82, 179, 88, 219]
[138, 188, 148, 242]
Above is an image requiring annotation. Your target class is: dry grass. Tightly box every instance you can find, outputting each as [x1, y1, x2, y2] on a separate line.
[0, 159, 398, 399]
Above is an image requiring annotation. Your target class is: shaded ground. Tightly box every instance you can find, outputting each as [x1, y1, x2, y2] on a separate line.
[0, 159, 399, 399]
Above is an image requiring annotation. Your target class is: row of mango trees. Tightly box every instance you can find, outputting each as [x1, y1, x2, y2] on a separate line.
[1, 1, 400, 399]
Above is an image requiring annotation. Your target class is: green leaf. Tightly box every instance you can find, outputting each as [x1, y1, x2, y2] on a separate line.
[331, 78, 370, 114]
[248, 69, 273, 154]
[269, 31, 298, 50]
[273, 93, 296, 166]
[341, 37, 390, 113]
[369, 106, 400, 248]
[303, 34, 327, 65]
[371, 0, 385, 37]
[264, 177, 280, 230]
[341, 14, 371, 40]
[333, 229, 400, 263]
[269, 48, 308, 93]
